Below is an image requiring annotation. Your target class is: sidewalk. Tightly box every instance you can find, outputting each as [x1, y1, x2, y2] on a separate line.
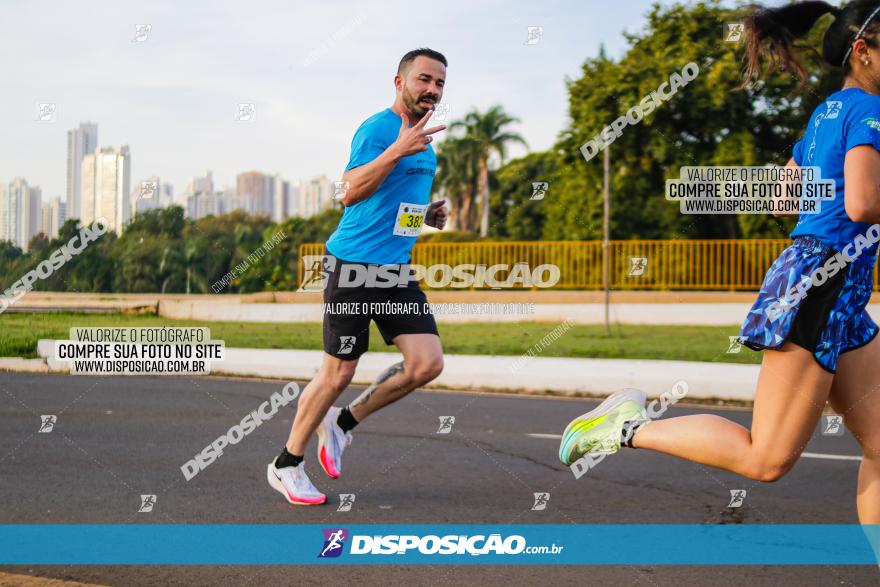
[13, 290, 879, 326]
[26, 340, 759, 402]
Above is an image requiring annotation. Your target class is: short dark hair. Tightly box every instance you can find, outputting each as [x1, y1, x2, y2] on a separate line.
[398, 48, 447, 75]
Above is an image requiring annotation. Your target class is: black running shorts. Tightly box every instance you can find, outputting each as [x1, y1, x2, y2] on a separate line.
[321, 251, 438, 360]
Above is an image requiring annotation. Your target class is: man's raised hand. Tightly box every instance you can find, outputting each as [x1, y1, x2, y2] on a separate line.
[392, 109, 446, 158]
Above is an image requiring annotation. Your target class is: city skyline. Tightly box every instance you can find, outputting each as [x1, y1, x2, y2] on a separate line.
[0, 133, 341, 249]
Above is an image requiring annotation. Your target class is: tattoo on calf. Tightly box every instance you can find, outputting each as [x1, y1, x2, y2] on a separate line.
[350, 361, 405, 407]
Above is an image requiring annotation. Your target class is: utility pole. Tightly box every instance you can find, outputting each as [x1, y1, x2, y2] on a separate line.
[603, 146, 610, 336]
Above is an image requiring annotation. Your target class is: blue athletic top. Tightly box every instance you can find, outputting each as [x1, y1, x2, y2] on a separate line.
[791, 87, 880, 251]
[326, 108, 437, 264]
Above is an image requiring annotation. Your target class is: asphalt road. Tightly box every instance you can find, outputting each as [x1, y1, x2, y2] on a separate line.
[0, 373, 875, 586]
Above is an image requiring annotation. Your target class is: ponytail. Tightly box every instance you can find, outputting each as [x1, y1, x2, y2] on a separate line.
[742, 1, 839, 89]
[742, 1, 880, 90]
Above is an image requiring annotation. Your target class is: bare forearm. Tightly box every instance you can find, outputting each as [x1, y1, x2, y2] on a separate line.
[341, 146, 402, 206]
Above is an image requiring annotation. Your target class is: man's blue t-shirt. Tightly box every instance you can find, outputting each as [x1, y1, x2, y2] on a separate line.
[326, 108, 437, 264]
[791, 88, 880, 250]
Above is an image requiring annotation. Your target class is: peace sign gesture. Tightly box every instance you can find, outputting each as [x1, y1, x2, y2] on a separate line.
[391, 108, 446, 158]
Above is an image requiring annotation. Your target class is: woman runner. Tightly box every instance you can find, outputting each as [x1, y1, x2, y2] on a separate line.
[559, 0, 880, 527]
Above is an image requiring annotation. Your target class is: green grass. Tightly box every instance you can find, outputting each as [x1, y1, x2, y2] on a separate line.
[0, 311, 761, 364]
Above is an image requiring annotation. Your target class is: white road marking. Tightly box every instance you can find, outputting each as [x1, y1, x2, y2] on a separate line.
[526, 434, 862, 461]
[800, 452, 862, 462]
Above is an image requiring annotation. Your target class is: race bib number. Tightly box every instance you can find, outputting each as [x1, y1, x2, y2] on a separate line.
[393, 202, 427, 237]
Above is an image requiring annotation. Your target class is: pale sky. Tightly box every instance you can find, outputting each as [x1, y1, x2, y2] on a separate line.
[1, 0, 699, 199]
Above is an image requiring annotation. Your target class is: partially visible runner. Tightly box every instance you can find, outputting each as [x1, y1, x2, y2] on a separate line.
[267, 48, 449, 505]
[559, 0, 880, 527]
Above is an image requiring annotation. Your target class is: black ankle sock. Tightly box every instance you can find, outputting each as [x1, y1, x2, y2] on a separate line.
[275, 447, 304, 469]
[621, 419, 649, 448]
[337, 406, 359, 433]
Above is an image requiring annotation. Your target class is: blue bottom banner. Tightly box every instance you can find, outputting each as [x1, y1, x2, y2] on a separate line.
[1, 524, 878, 565]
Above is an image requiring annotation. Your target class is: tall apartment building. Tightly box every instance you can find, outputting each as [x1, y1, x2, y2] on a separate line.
[0, 183, 17, 246]
[0, 178, 42, 251]
[272, 175, 290, 222]
[80, 146, 131, 233]
[237, 171, 275, 218]
[66, 122, 98, 220]
[185, 172, 215, 220]
[299, 175, 334, 217]
[40, 196, 66, 239]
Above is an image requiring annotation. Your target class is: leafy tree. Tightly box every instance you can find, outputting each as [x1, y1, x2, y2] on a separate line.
[434, 136, 479, 232]
[27, 233, 50, 255]
[547, 0, 837, 241]
[448, 106, 527, 236]
[490, 151, 560, 240]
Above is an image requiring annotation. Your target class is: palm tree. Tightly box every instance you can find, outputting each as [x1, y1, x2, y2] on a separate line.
[434, 136, 479, 231]
[449, 106, 527, 236]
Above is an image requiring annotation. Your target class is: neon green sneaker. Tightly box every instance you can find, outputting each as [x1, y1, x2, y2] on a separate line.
[558, 388, 648, 465]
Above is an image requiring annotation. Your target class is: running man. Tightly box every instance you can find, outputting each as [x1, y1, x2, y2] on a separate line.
[268, 48, 449, 505]
[559, 0, 880, 527]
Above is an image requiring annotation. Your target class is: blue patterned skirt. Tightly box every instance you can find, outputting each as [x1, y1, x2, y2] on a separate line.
[739, 236, 878, 372]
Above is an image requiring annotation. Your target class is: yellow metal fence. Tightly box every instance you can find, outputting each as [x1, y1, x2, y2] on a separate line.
[299, 240, 880, 291]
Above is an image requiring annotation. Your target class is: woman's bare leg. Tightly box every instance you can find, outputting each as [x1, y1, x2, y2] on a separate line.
[633, 342, 833, 481]
[828, 335, 880, 524]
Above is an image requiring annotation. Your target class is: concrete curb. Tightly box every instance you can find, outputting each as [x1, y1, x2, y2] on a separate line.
[158, 299, 760, 325]
[31, 340, 758, 401]
[0, 358, 49, 373]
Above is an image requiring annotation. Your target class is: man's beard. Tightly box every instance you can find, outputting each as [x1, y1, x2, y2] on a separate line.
[403, 86, 436, 118]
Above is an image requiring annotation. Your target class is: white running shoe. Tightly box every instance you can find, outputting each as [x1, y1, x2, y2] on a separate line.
[316, 406, 353, 479]
[266, 462, 326, 505]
